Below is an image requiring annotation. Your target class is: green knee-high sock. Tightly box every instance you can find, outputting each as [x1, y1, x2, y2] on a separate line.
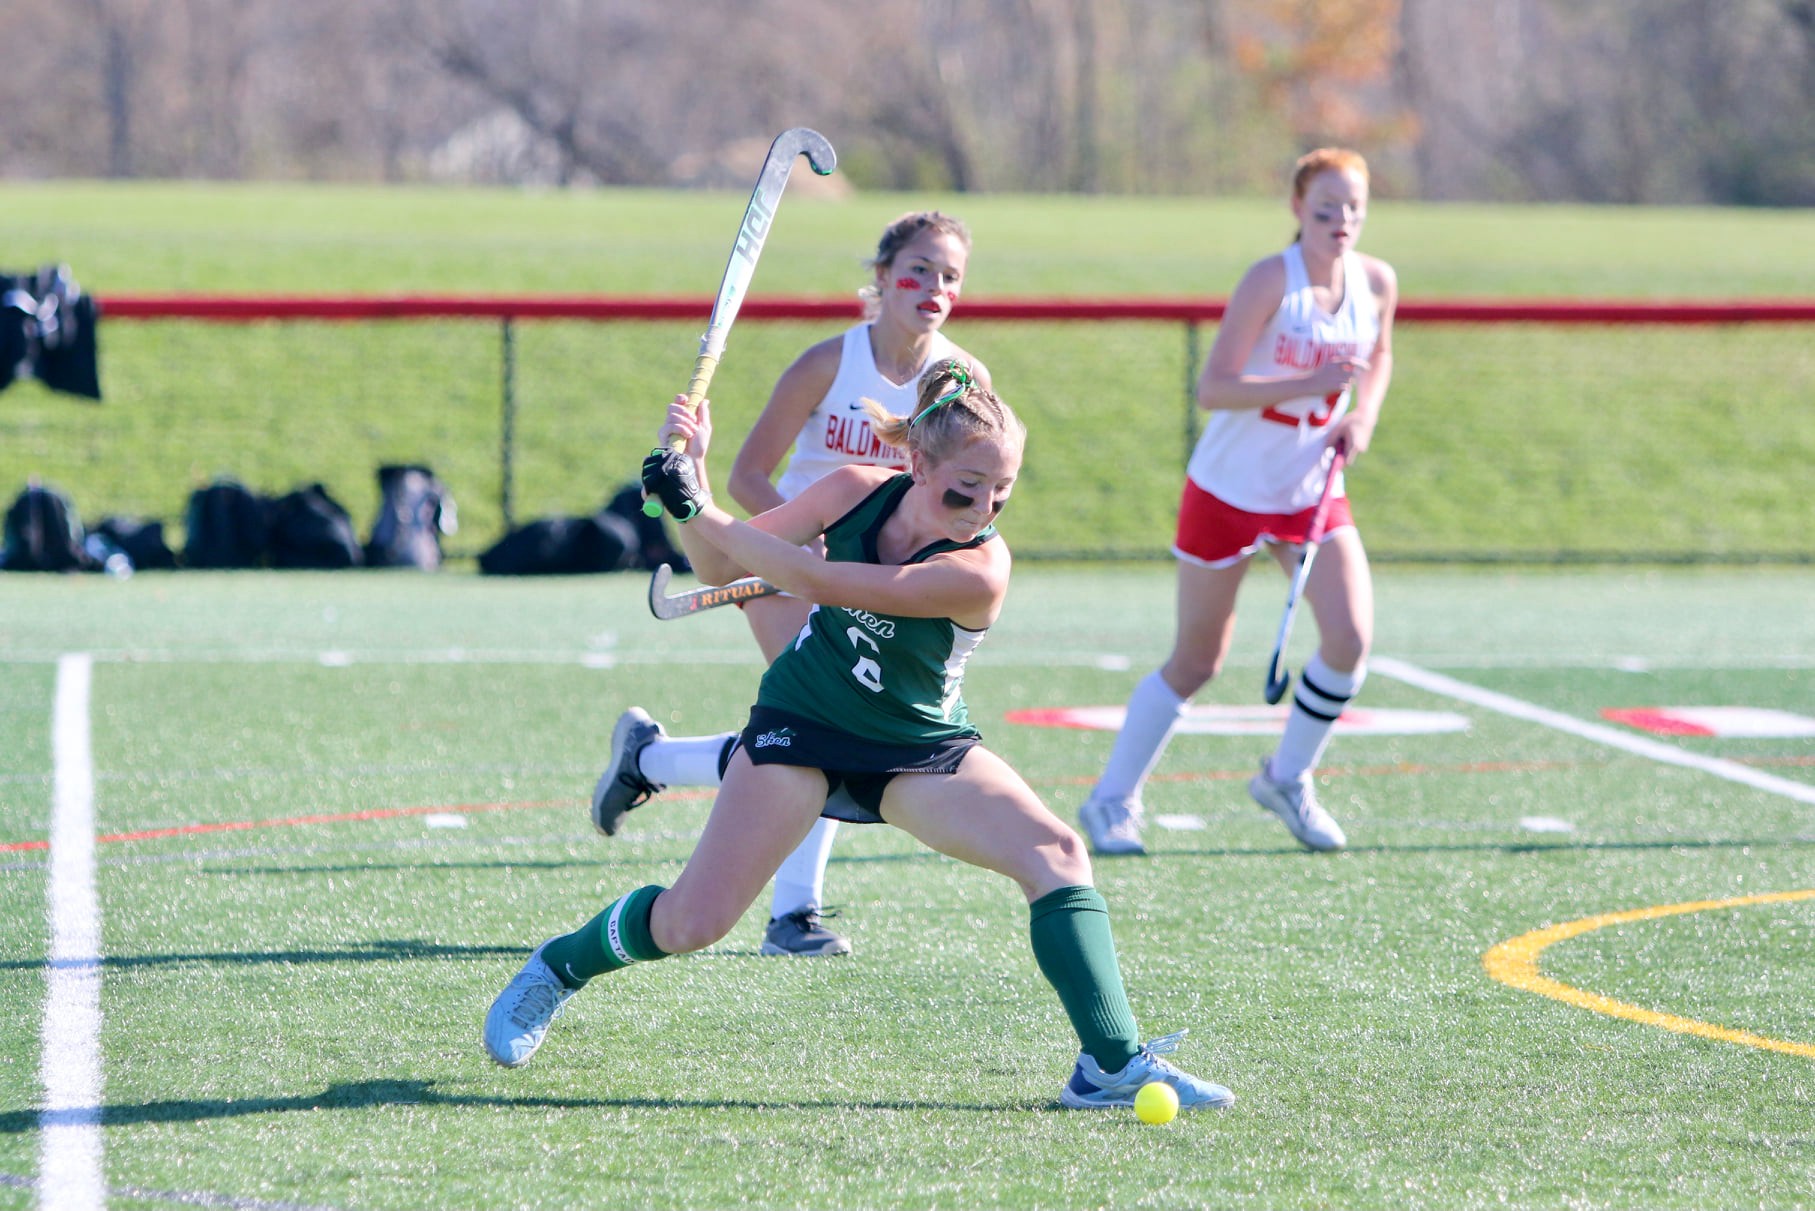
[1028, 885, 1142, 1072]
[540, 884, 670, 989]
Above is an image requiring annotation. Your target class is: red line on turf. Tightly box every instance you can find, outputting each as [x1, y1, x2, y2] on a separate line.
[0, 798, 551, 852]
[0, 790, 722, 853]
[3, 758, 1807, 852]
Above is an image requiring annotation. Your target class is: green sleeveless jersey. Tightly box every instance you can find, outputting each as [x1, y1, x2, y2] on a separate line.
[757, 474, 996, 745]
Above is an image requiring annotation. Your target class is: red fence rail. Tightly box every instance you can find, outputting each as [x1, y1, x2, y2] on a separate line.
[84, 293, 1815, 556]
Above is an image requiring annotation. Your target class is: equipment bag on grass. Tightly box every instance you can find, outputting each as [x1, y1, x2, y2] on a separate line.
[183, 478, 271, 568]
[94, 516, 178, 571]
[478, 512, 639, 575]
[1, 483, 92, 572]
[365, 464, 457, 570]
[268, 483, 363, 569]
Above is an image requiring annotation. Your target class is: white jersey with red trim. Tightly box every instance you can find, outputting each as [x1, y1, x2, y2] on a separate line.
[774, 324, 956, 502]
[1185, 243, 1379, 514]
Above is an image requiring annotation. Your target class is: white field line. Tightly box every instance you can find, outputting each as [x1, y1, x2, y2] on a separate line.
[2, 645, 1812, 670]
[1373, 657, 1815, 806]
[43, 653, 106, 1210]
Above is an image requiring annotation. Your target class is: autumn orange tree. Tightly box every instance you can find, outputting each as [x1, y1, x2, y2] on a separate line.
[1227, 0, 1415, 157]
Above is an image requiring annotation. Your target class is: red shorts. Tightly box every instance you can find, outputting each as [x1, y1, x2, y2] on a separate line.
[1173, 478, 1355, 569]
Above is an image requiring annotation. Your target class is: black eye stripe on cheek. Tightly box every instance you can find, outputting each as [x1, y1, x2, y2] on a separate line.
[943, 488, 1009, 516]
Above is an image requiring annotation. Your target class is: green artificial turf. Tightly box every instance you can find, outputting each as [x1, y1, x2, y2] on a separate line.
[2, 564, 1811, 1208]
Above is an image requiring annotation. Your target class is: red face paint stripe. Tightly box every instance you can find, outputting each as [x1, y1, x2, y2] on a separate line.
[895, 277, 919, 290]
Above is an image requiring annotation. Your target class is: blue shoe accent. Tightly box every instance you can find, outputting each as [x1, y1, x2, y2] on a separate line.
[1066, 1064, 1105, 1099]
[1059, 1030, 1234, 1110]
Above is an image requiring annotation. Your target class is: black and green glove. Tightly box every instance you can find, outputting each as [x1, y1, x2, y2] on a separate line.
[640, 449, 711, 522]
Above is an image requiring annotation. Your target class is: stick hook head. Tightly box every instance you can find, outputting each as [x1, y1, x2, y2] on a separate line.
[1263, 661, 1291, 706]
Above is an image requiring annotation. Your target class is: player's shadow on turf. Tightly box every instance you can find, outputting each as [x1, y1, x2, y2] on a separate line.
[200, 857, 591, 876]
[1154, 835, 1815, 858]
[0, 1079, 1020, 1133]
[192, 849, 942, 880]
[0, 939, 525, 972]
[1, 932, 882, 971]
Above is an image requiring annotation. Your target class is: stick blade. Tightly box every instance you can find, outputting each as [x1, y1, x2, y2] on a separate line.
[1263, 659, 1291, 705]
[775, 127, 837, 177]
[647, 563, 676, 619]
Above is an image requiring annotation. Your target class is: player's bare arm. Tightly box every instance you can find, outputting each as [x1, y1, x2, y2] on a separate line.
[726, 337, 842, 515]
[688, 465, 1009, 627]
[1331, 256, 1398, 457]
[1198, 256, 1366, 412]
[785, 539, 1009, 630]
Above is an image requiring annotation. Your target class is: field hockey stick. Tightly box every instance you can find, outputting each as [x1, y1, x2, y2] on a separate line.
[643, 127, 837, 517]
[647, 562, 783, 621]
[1262, 445, 1348, 705]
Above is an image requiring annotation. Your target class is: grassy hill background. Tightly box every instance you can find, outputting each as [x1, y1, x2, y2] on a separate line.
[3, 182, 1811, 561]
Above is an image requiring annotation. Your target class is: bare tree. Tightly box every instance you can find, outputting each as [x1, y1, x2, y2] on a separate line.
[0, 0, 1807, 203]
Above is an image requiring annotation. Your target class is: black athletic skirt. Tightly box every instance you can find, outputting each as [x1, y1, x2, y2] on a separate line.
[733, 706, 979, 824]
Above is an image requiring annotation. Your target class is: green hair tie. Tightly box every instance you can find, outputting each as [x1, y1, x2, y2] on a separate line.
[910, 363, 973, 428]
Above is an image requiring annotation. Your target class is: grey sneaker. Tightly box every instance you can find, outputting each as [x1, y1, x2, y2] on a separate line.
[1079, 794, 1146, 856]
[1248, 759, 1346, 851]
[760, 908, 853, 957]
[1060, 1030, 1235, 1110]
[482, 945, 577, 1068]
[591, 707, 666, 836]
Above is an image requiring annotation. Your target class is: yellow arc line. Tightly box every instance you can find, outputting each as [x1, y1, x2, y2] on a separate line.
[1482, 889, 1815, 1059]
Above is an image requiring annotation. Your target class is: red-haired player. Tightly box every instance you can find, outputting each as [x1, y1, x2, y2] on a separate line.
[1080, 148, 1399, 856]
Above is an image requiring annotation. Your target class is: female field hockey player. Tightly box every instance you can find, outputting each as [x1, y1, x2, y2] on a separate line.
[1079, 147, 1399, 856]
[485, 362, 1235, 1112]
[590, 211, 989, 958]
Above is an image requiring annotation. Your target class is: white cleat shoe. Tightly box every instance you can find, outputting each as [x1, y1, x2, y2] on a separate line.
[1079, 795, 1147, 856]
[1248, 759, 1346, 851]
[482, 946, 577, 1068]
[1060, 1030, 1234, 1110]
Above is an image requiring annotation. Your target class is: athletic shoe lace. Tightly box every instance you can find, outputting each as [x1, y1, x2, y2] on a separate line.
[616, 767, 661, 808]
[507, 975, 568, 1029]
[618, 723, 669, 805]
[784, 906, 840, 931]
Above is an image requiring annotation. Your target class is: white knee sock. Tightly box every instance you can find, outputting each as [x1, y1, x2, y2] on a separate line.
[1091, 670, 1187, 804]
[771, 817, 838, 918]
[638, 732, 736, 788]
[1269, 655, 1365, 781]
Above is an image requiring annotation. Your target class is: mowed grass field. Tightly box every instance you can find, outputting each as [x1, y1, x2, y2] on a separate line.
[1, 183, 1812, 560]
[2, 563, 1813, 1209]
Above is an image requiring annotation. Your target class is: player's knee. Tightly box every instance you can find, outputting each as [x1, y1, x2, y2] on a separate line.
[1321, 629, 1370, 670]
[1030, 826, 1093, 890]
[1162, 654, 1220, 696]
